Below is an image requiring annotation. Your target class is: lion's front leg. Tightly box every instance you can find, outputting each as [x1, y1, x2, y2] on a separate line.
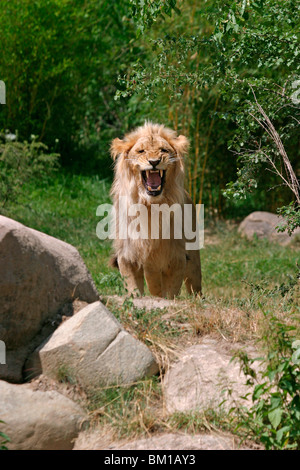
[118, 258, 144, 296]
[161, 256, 186, 299]
[144, 267, 163, 297]
[184, 249, 202, 296]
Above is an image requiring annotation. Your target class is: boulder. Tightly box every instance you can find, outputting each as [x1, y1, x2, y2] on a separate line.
[0, 380, 87, 450]
[238, 211, 300, 245]
[30, 301, 159, 389]
[0, 215, 99, 382]
[163, 338, 257, 414]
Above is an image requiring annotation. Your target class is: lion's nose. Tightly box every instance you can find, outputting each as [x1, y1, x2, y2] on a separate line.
[149, 159, 161, 168]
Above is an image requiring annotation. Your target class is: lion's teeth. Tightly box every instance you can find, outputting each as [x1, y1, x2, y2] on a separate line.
[147, 185, 152, 191]
[157, 185, 161, 190]
[146, 170, 150, 179]
[160, 170, 163, 178]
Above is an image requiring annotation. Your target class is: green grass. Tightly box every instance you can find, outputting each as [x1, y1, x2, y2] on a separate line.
[201, 229, 299, 304]
[3, 170, 299, 303]
[87, 377, 162, 439]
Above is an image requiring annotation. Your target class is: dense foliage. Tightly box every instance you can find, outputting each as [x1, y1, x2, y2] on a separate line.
[0, 134, 59, 208]
[123, 0, 300, 222]
[233, 308, 300, 450]
[0, 0, 299, 218]
[0, 0, 138, 171]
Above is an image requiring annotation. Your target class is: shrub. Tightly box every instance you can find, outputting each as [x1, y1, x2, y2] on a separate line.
[0, 0, 139, 168]
[0, 135, 59, 209]
[232, 309, 300, 450]
[120, 0, 300, 222]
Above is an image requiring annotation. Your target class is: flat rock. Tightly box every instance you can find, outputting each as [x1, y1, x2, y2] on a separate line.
[0, 380, 87, 450]
[0, 215, 99, 382]
[74, 430, 249, 450]
[34, 301, 159, 389]
[115, 433, 247, 450]
[105, 295, 180, 311]
[163, 338, 256, 414]
[238, 211, 300, 245]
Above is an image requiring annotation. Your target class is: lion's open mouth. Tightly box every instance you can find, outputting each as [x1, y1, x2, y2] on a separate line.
[141, 170, 165, 196]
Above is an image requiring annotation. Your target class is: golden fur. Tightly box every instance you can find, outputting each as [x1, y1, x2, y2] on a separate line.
[110, 122, 202, 298]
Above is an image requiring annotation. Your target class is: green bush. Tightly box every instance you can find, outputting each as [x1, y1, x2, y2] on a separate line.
[0, 0, 139, 167]
[0, 136, 59, 209]
[119, 0, 300, 222]
[232, 309, 300, 450]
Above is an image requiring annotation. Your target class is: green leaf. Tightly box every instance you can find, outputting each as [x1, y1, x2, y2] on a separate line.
[276, 426, 290, 445]
[291, 341, 300, 364]
[268, 408, 283, 430]
[270, 395, 282, 411]
[253, 383, 267, 400]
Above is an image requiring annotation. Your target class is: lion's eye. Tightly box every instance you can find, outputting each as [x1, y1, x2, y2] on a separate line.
[137, 149, 145, 153]
[161, 148, 168, 153]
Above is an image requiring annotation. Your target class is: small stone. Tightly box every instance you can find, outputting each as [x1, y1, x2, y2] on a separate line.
[238, 211, 300, 245]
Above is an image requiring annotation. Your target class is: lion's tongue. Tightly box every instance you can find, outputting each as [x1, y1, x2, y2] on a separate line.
[147, 172, 161, 188]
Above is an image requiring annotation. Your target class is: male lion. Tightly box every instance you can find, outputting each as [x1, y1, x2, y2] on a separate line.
[110, 122, 202, 298]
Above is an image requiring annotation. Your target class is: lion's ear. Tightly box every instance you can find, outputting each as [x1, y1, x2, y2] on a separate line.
[172, 135, 189, 157]
[110, 137, 134, 160]
[111, 138, 126, 160]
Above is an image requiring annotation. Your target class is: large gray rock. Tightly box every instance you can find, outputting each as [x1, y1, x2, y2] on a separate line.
[238, 211, 300, 245]
[0, 380, 87, 450]
[33, 301, 159, 389]
[0, 216, 99, 382]
[163, 338, 256, 414]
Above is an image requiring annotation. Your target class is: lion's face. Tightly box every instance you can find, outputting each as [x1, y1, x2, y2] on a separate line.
[111, 123, 189, 204]
[127, 134, 177, 197]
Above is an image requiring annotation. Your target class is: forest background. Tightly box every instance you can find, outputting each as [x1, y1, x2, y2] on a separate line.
[1, 0, 299, 223]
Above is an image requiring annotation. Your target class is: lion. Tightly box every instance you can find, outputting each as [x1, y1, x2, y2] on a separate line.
[109, 122, 202, 299]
